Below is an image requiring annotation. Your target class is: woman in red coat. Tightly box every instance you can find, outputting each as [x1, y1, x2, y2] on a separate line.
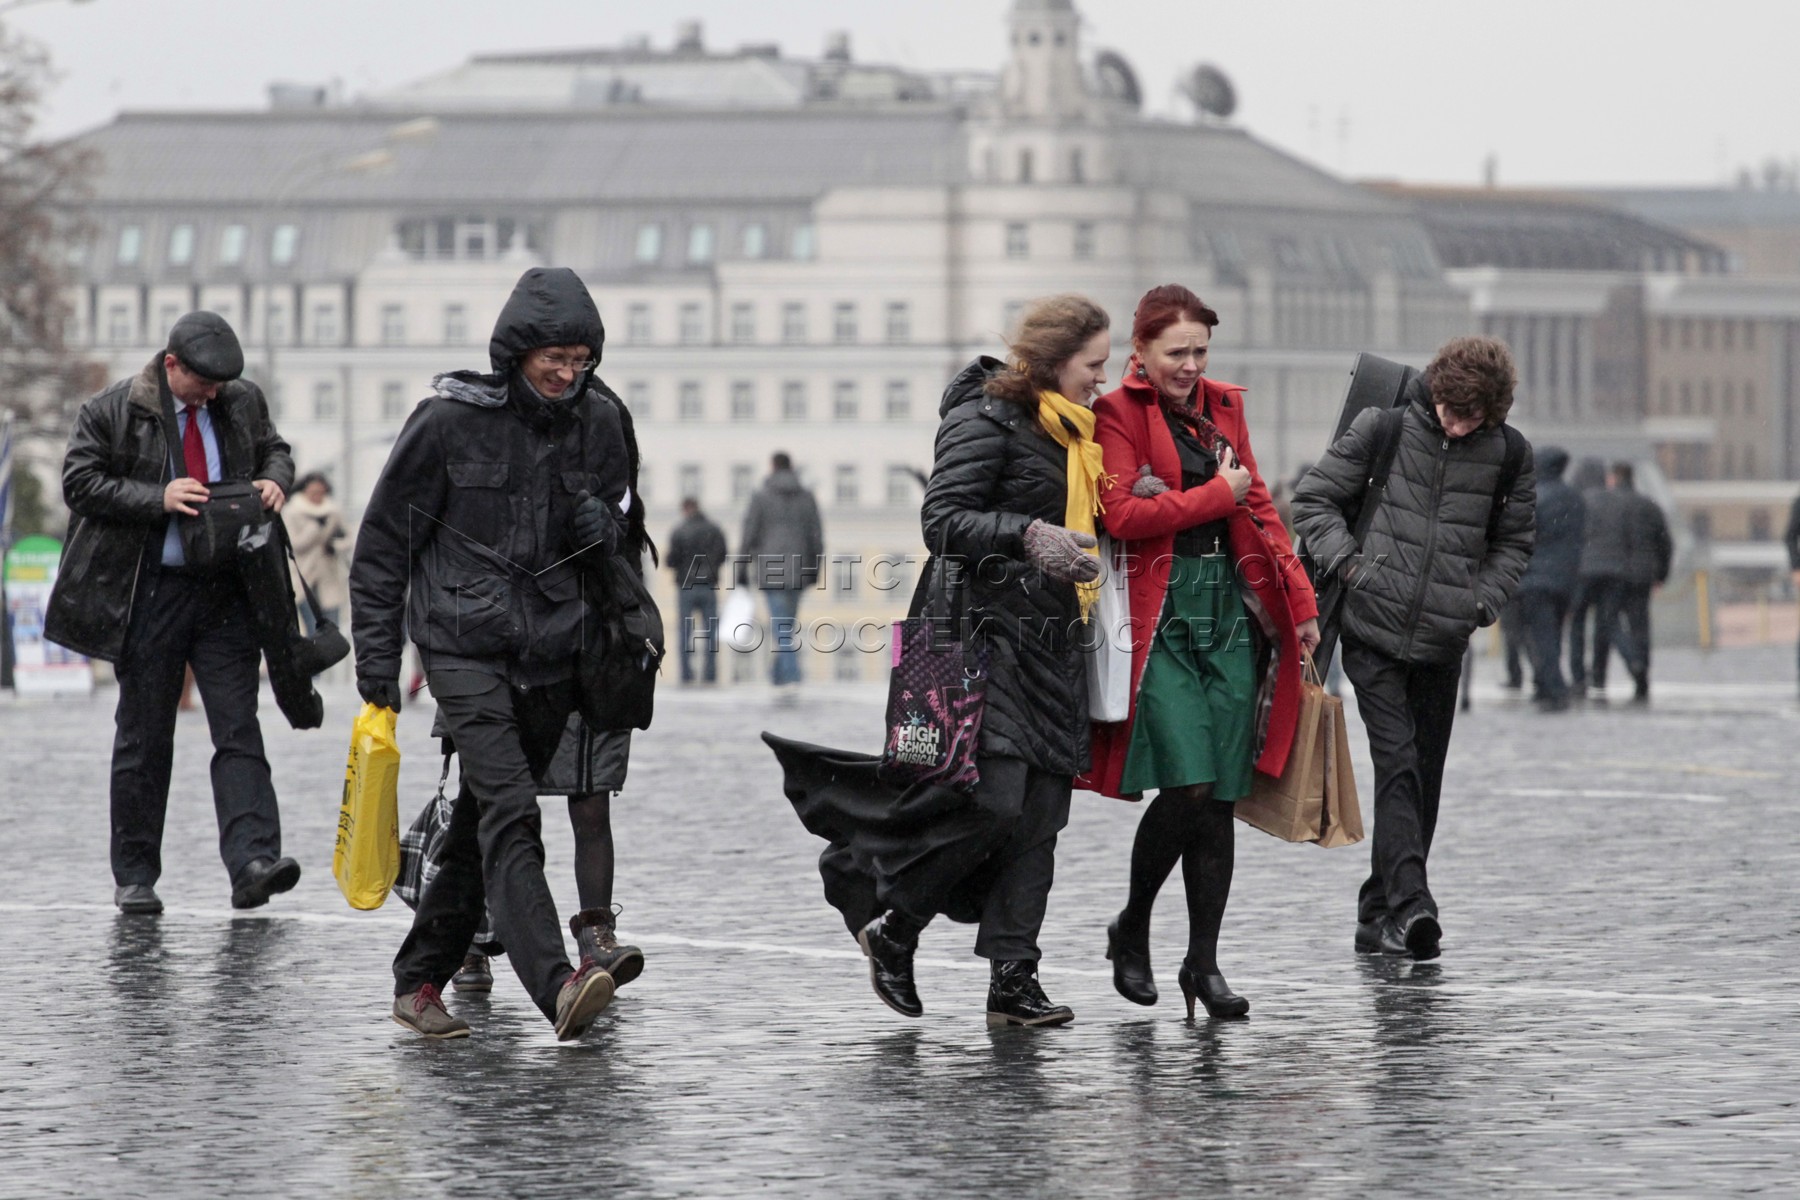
[1086, 284, 1319, 1019]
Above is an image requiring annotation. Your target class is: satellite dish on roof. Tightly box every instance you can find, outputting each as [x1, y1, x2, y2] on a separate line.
[1093, 50, 1142, 110]
[1180, 64, 1237, 120]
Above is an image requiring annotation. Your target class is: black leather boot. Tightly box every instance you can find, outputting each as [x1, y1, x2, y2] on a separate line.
[985, 960, 1074, 1028]
[1106, 915, 1157, 1006]
[571, 907, 645, 988]
[1177, 962, 1249, 1020]
[857, 913, 923, 1017]
[1355, 917, 1409, 956]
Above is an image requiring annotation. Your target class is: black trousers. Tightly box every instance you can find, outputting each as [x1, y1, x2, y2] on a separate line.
[109, 569, 281, 888]
[1590, 578, 1651, 689]
[1567, 579, 1596, 688]
[1341, 638, 1461, 926]
[393, 671, 577, 1020]
[1499, 599, 1527, 688]
[1519, 589, 1572, 702]
[887, 754, 1072, 962]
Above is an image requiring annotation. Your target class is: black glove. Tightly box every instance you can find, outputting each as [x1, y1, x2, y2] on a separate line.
[358, 677, 402, 713]
[573, 490, 619, 555]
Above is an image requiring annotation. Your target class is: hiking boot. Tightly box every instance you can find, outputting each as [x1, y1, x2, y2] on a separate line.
[553, 961, 614, 1042]
[392, 983, 471, 1039]
[857, 912, 923, 1018]
[450, 952, 493, 993]
[985, 960, 1073, 1028]
[571, 907, 644, 988]
[114, 883, 164, 915]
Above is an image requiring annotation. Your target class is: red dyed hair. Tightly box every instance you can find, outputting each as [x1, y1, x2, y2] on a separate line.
[1131, 284, 1220, 346]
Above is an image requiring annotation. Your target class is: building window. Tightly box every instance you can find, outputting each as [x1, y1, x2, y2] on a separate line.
[626, 380, 650, 417]
[1018, 149, 1034, 183]
[1005, 222, 1029, 259]
[1690, 511, 1712, 540]
[635, 223, 663, 264]
[1658, 318, 1671, 349]
[1678, 382, 1691, 414]
[1701, 320, 1714, 351]
[833, 379, 859, 420]
[832, 302, 857, 344]
[627, 303, 652, 344]
[782, 302, 807, 344]
[312, 304, 339, 344]
[271, 224, 299, 266]
[884, 379, 911, 420]
[167, 225, 195, 266]
[1657, 381, 1671, 413]
[219, 224, 247, 265]
[732, 463, 755, 503]
[679, 463, 702, 501]
[313, 381, 338, 421]
[730, 302, 756, 344]
[791, 224, 816, 260]
[116, 226, 142, 266]
[835, 464, 859, 506]
[443, 304, 467, 344]
[266, 301, 287, 344]
[885, 302, 911, 345]
[887, 464, 915, 506]
[678, 302, 705, 345]
[782, 380, 807, 420]
[687, 224, 715, 264]
[1723, 381, 1736, 415]
[1745, 323, 1757, 349]
[157, 304, 181, 339]
[105, 303, 132, 344]
[1750, 508, 1773, 540]
[742, 223, 767, 258]
[1723, 321, 1736, 350]
[1744, 382, 1756, 413]
[730, 380, 756, 421]
[1069, 147, 1086, 183]
[380, 304, 406, 346]
[1701, 381, 1713, 412]
[1680, 319, 1693, 349]
[1074, 221, 1096, 260]
[678, 380, 704, 421]
[381, 381, 408, 421]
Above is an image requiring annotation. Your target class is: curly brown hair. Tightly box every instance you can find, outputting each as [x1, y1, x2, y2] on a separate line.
[985, 294, 1111, 408]
[1425, 335, 1516, 428]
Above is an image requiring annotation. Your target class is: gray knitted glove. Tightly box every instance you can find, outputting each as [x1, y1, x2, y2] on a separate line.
[1022, 519, 1101, 583]
[1131, 464, 1169, 498]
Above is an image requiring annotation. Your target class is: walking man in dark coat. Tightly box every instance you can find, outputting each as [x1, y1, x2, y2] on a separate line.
[666, 496, 728, 684]
[46, 312, 301, 915]
[738, 452, 824, 689]
[1581, 463, 1672, 703]
[1515, 447, 1584, 711]
[351, 267, 630, 1041]
[1293, 336, 1535, 961]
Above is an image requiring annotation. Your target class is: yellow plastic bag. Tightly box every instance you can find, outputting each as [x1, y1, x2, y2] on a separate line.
[334, 702, 401, 910]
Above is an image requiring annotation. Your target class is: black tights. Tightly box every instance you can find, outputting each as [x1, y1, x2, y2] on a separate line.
[566, 791, 615, 912]
[1116, 784, 1235, 975]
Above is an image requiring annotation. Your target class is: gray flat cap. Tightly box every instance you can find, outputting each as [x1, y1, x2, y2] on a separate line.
[167, 311, 245, 382]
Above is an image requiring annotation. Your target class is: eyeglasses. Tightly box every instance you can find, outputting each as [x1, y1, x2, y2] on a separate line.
[534, 352, 596, 373]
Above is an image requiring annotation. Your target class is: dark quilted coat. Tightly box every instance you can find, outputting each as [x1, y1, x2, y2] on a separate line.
[918, 358, 1089, 776]
[1292, 376, 1536, 665]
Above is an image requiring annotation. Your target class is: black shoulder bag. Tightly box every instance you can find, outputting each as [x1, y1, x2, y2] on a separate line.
[161, 393, 272, 568]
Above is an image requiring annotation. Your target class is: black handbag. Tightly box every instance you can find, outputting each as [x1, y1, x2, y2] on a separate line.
[279, 519, 351, 678]
[576, 555, 665, 732]
[179, 478, 274, 567]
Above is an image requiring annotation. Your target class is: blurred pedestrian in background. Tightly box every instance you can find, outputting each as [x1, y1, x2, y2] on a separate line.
[46, 312, 302, 915]
[282, 471, 347, 635]
[1515, 447, 1584, 711]
[1566, 456, 1610, 694]
[1785, 491, 1800, 695]
[1087, 284, 1319, 1021]
[1580, 462, 1671, 704]
[667, 495, 728, 685]
[738, 452, 823, 692]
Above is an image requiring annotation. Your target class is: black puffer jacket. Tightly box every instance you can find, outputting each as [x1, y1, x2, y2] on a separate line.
[1580, 483, 1672, 586]
[919, 358, 1088, 776]
[1292, 377, 1536, 665]
[350, 268, 628, 686]
[1518, 447, 1584, 596]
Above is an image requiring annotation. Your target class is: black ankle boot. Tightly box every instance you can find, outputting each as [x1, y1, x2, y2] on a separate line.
[1106, 914, 1157, 1006]
[857, 913, 923, 1018]
[1177, 962, 1249, 1020]
[571, 907, 645, 988]
[985, 960, 1074, 1027]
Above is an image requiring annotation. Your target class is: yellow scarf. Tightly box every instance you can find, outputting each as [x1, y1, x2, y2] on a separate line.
[1035, 389, 1111, 619]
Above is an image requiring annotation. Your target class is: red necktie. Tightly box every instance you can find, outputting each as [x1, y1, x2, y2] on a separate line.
[181, 404, 209, 482]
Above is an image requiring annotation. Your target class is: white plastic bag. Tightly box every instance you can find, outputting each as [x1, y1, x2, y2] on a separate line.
[1086, 534, 1132, 722]
[721, 587, 760, 653]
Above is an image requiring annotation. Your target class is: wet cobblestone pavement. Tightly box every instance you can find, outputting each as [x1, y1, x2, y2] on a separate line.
[4, 646, 1798, 1197]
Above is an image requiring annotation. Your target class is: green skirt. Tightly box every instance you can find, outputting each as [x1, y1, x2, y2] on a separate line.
[1118, 554, 1257, 800]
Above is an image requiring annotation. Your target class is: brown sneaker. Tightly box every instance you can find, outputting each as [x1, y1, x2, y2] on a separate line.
[450, 952, 493, 993]
[571, 907, 645, 988]
[552, 961, 614, 1042]
[392, 983, 471, 1039]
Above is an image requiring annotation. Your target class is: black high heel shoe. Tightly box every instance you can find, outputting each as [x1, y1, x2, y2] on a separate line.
[1177, 962, 1249, 1020]
[1106, 915, 1157, 1006]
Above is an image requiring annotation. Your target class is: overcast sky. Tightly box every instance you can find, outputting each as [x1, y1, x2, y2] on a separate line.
[11, 0, 1798, 188]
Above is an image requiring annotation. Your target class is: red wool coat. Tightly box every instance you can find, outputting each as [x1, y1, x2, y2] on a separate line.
[1079, 372, 1320, 800]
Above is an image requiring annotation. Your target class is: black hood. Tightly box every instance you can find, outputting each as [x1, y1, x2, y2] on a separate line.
[939, 356, 1002, 418]
[488, 267, 605, 374]
[1537, 446, 1570, 479]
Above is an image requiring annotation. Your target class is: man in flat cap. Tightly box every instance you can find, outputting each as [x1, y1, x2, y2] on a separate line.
[48, 311, 302, 915]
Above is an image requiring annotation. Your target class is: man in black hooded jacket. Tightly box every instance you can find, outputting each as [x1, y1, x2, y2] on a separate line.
[351, 267, 629, 1041]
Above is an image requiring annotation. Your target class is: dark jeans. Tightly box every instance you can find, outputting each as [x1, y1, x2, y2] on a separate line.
[1341, 638, 1461, 927]
[764, 588, 803, 685]
[110, 569, 282, 887]
[393, 671, 578, 1021]
[1590, 578, 1651, 690]
[887, 754, 1073, 962]
[676, 586, 718, 683]
[1519, 588, 1572, 702]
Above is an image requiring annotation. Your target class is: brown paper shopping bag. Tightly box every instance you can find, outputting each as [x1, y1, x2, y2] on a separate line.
[1316, 691, 1365, 848]
[1236, 661, 1329, 843]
